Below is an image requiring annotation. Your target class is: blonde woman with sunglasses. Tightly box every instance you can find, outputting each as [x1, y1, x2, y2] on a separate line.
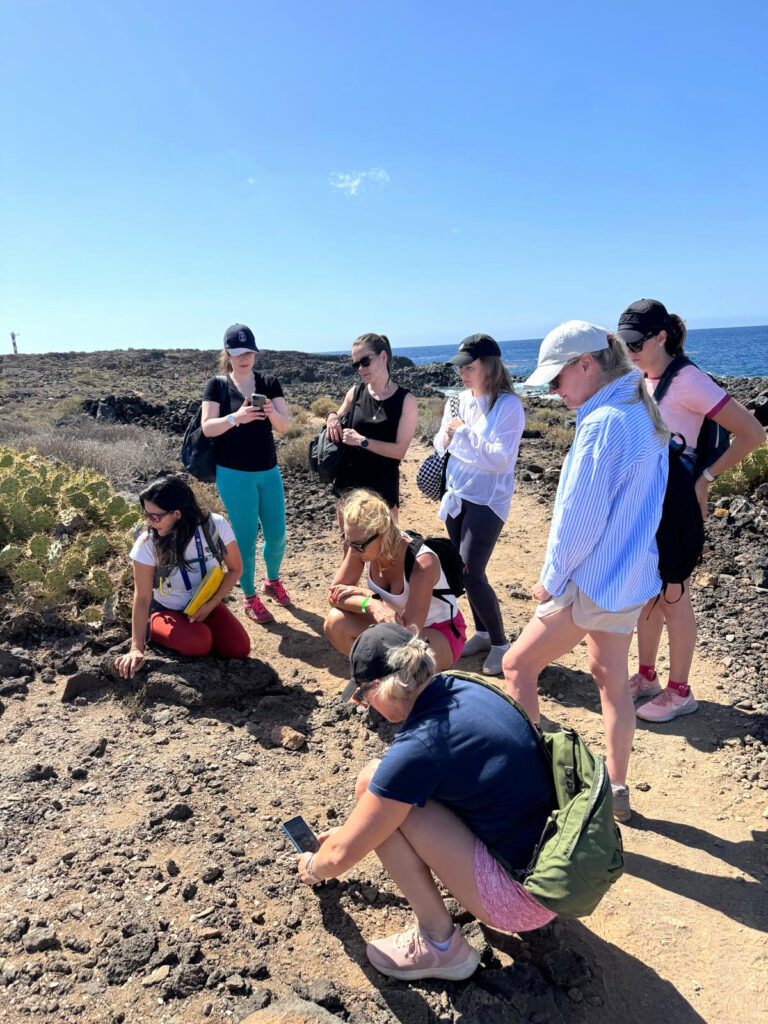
[323, 490, 466, 672]
[327, 333, 418, 529]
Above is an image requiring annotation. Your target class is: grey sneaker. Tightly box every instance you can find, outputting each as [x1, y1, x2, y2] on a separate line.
[612, 785, 631, 823]
[460, 633, 492, 658]
[482, 645, 509, 676]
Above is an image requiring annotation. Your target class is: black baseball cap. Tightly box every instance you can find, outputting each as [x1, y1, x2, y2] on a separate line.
[224, 323, 259, 355]
[617, 300, 670, 346]
[447, 333, 502, 366]
[341, 622, 414, 701]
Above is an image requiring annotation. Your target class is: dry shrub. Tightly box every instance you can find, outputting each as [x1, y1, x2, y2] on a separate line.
[287, 404, 312, 425]
[310, 396, 338, 418]
[711, 442, 768, 497]
[417, 396, 448, 442]
[279, 435, 311, 471]
[0, 416, 179, 490]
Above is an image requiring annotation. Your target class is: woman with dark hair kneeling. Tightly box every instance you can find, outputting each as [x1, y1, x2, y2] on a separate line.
[115, 475, 250, 678]
[294, 622, 556, 982]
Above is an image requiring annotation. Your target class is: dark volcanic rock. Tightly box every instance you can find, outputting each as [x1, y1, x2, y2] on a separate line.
[104, 932, 157, 985]
[23, 927, 59, 953]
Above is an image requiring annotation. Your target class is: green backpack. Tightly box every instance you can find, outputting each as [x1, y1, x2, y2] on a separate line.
[449, 671, 625, 918]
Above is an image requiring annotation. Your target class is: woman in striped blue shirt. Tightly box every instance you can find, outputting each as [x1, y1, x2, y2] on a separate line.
[502, 321, 669, 823]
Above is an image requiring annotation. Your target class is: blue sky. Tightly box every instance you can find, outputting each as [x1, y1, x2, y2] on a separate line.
[2, 0, 766, 354]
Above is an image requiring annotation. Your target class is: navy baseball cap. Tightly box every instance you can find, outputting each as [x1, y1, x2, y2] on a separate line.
[617, 300, 670, 346]
[341, 622, 414, 701]
[224, 323, 259, 355]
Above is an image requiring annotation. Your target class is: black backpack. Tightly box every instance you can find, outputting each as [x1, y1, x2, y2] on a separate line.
[404, 532, 465, 636]
[655, 435, 705, 598]
[181, 376, 228, 483]
[652, 356, 730, 474]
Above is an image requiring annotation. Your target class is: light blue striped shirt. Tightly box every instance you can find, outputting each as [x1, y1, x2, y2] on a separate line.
[541, 371, 668, 611]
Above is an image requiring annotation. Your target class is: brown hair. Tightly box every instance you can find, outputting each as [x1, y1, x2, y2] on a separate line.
[478, 355, 515, 411]
[342, 489, 402, 566]
[353, 333, 392, 374]
[662, 314, 687, 357]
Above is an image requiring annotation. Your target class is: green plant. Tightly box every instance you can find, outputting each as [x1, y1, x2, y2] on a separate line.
[711, 442, 768, 497]
[310, 395, 339, 418]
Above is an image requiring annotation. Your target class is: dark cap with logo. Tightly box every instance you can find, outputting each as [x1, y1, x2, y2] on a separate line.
[447, 333, 502, 366]
[224, 323, 259, 355]
[617, 300, 670, 346]
[340, 622, 414, 701]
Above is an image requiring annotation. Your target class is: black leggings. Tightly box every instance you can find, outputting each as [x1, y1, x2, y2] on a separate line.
[446, 500, 506, 646]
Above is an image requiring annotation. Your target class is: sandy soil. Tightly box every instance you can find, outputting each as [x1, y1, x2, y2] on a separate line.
[0, 441, 766, 1024]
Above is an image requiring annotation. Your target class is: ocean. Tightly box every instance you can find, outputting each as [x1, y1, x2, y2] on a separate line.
[395, 325, 768, 380]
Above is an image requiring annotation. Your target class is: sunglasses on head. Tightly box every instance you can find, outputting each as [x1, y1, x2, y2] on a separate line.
[625, 331, 659, 353]
[343, 531, 379, 552]
[143, 508, 175, 524]
[352, 354, 375, 370]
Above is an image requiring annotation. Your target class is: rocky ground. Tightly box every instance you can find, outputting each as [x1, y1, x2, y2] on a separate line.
[0, 350, 767, 1024]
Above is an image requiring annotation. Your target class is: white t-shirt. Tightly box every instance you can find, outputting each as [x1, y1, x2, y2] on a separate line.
[130, 513, 234, 611]
[365, 541, 459, 626]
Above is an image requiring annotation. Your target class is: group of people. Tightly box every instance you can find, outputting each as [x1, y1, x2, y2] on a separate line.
[114, 305, 764, 983]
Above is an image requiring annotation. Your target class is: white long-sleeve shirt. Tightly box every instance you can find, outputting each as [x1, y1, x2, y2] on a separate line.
[433, 390, 525, 523]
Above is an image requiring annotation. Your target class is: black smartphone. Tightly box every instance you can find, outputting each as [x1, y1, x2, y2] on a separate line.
[251, 393, 267, 409]
[280, 816, 320, 854]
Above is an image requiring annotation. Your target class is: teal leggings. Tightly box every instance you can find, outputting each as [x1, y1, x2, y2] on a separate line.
[216, 464, 286, 596]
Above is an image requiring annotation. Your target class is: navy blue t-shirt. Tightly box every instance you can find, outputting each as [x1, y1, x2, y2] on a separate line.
[369, 674, 555, 870]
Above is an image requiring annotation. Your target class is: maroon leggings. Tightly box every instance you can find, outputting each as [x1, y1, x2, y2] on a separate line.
[149, 603, 250, 659]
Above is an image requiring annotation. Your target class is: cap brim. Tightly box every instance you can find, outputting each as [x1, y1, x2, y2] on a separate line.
[447, 352, 474, 366]
[616, 329, 644, 345]
[227, 346, 257, 356]
[340, 678, 358, 702]
[524, 362, 564, 387]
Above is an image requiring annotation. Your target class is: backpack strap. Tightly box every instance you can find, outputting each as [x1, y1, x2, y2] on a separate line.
[650, 355, 691, 405]
[403, 533, 462, 637]
[200, 516, 227, 566]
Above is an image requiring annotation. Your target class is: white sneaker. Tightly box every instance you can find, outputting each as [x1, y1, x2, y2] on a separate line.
[482, 645, 509, 676]
[460, 633, 491, 658]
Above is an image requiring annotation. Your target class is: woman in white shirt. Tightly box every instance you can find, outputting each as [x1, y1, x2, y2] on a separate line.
[324, 489, 467, 672]
[115, 475, 249, 678]
[433, 334, 525, 675]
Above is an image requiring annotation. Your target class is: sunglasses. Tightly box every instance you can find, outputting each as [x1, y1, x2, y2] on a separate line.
[625, 331, 659, 353]
[344, 531, 379, 552]
[350, 681, 378, 707]
[143, 508, 175, 524]
[352, 354, 374, 370]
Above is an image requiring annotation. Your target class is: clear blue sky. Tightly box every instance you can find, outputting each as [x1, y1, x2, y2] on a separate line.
[2, 0, 766, 354]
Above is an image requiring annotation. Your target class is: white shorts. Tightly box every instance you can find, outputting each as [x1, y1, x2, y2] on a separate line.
[535, 580, 643, 635]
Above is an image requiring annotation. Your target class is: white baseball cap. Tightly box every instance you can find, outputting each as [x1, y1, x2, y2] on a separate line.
[525, 320, 610, 387]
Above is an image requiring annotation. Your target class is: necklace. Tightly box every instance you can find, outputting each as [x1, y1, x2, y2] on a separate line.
[369, 380, 394, 421]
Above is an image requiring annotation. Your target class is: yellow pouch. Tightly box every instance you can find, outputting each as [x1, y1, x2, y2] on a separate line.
[184, 566, 225, 616]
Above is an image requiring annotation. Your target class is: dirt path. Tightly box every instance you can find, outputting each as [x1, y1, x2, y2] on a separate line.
[0, 441, 766, 1024]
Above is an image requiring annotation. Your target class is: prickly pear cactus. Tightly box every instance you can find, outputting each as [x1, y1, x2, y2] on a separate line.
[86, 534, 110, 563]
[86, 568, 113, 600]
[28, 534, 51, 560]
[0, 545, 23, 568]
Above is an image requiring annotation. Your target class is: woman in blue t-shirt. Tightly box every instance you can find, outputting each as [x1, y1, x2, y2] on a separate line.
[292, 622, 556, 983]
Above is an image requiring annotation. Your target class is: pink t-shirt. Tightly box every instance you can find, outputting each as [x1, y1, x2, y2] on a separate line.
[646, 364, 730, 453]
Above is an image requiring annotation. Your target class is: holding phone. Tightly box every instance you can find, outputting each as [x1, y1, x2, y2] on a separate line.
[280, 816, 320, 854]
[251, 393, 267, 410]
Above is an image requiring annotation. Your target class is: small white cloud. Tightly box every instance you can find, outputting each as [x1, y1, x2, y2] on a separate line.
[329, 167, 389, 196]
[247, 177, 255, 185]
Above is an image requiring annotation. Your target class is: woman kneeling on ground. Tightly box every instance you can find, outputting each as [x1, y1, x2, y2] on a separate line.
[502, 322, 669, 823]
[294, 622, 557, 982]
[323, 489, 466, 672]
[115, 475, 250, 678]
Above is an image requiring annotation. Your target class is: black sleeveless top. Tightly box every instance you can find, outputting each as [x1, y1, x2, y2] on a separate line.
[333, 382, 411, 507]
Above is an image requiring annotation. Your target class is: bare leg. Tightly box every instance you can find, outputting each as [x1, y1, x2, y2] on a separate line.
[636, 595, 665, 667]
[586, 630, 635, 786]
[502, 607, 586, 721]
[323, 607, 368, 656]
[421, 627, 457, 673]
[659, 582, 696, 682]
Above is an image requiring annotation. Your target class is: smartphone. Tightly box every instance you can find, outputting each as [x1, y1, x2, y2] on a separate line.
[251, 393, 267, 409]
[280, 816, 320, 854]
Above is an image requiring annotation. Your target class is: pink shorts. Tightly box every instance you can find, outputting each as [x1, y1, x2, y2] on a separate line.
[473, 839, 556, 933]
[424, 609, 466, 663]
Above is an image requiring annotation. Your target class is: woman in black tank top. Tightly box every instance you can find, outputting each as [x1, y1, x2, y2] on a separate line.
[328, 333, 418, 527]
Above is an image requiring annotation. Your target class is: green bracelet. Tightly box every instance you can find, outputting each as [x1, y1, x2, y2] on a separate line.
[361, 595, 371, 612]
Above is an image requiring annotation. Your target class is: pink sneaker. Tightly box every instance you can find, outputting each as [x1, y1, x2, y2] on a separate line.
[242, 594, 273, 624]
[629, 671, 662, 702]
[365, 923, 480, 981]
[261, 578, 292, 607]
[636, 686, 698, 723]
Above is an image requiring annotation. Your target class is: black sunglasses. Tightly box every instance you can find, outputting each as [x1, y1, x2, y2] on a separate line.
[625, 331, 659, 353]
[344, 531, 379, 552]
[352, 354, 374, 370]
[350, 681, 378, 707]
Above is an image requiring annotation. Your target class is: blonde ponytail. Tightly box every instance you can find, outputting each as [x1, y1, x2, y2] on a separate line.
[377, 635, 435, 703]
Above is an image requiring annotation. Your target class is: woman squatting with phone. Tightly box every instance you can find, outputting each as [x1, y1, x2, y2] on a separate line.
[293, 622, 558, 982]
[201, 324, 292, 624]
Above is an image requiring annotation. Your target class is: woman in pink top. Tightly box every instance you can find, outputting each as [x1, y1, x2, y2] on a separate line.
[617, 299, 765, 723]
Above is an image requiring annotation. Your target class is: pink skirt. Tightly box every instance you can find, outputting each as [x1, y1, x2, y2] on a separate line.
[474, 839, 556, 933]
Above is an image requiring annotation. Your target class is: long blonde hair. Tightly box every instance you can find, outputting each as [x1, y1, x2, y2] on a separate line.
[589, 333, 669, 439]
[342, 489, 402, 565]
[377, 634, 436, 703]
